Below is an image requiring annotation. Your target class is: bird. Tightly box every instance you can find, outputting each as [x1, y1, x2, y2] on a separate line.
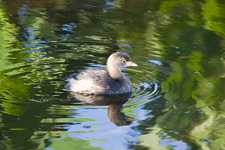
[68, 52, 137, 95]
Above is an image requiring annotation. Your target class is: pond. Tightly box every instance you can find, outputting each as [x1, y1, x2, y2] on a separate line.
[0, 0, 225, 149]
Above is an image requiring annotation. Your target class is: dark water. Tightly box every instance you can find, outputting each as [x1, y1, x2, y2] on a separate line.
[1, 0, 225, 149]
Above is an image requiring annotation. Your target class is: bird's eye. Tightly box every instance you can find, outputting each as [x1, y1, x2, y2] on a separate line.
[122, 60, 126, 63]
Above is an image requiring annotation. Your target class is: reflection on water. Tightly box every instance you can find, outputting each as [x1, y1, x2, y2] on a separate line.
[0, 0, 225, 150]
[69, 92, 131, 105]
[69, 92, 134, 126]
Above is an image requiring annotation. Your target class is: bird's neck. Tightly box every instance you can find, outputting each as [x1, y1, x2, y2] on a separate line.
[107, 65, 123, 80]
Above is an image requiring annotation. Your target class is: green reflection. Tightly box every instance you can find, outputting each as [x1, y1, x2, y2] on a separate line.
[49, 137, 103, 150]
[203, 0, 225, 36]
[20, 7, 59, 41]
[134, 1, 225, 150]
[41, 117, 95, 123]
[0, 3, 28, 117]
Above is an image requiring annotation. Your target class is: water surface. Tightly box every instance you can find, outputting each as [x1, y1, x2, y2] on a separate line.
[0, 0, 225, 149]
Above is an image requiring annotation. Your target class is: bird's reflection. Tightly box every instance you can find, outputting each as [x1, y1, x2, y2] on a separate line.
[70, 92, 135, 126]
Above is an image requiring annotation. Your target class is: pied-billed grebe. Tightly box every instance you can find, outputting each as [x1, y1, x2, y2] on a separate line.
[69, 52, 137, 95]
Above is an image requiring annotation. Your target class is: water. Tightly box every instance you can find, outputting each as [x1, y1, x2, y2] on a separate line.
[0, 0, 225, 149]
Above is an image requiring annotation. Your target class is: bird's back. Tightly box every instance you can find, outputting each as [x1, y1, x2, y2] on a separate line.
[69, 67, 132, 95]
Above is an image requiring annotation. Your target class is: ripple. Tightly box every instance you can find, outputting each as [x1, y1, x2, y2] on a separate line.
[125, 81, 162, 107]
